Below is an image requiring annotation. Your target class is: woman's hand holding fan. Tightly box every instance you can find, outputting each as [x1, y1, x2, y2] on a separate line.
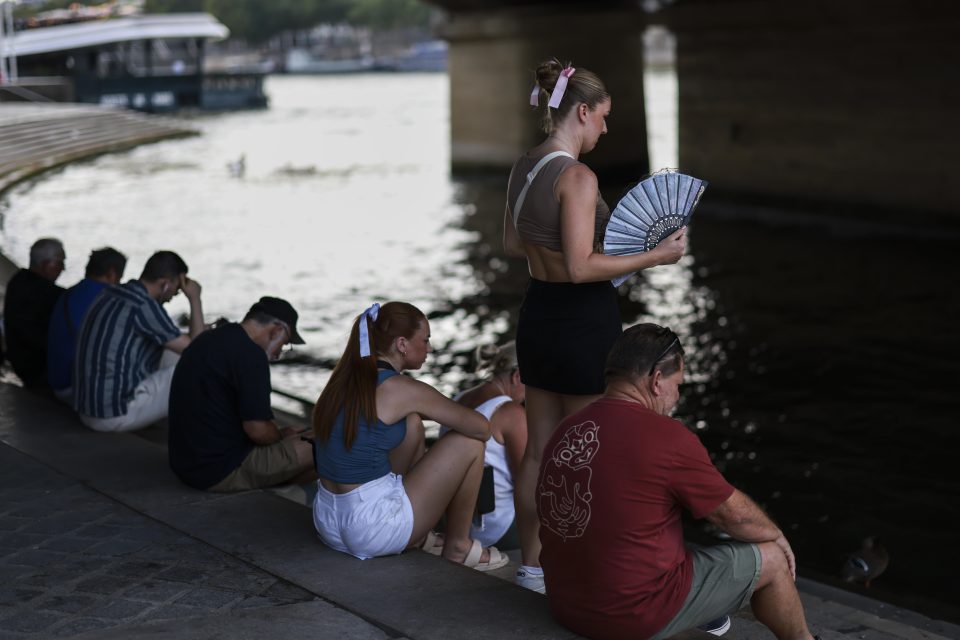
[604, 170, 708, 286]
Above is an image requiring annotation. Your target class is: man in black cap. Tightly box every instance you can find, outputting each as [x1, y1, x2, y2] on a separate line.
[168, 297, 316, 492]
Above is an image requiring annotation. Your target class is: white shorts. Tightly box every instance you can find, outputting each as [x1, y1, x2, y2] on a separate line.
[312, 473, 415, 560]
[79, 354, 178, 433]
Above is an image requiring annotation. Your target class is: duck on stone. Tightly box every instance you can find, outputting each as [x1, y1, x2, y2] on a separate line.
[842, 536, 889, 587]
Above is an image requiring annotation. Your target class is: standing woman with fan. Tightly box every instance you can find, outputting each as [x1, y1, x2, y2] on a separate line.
[504, 58, 688, 592]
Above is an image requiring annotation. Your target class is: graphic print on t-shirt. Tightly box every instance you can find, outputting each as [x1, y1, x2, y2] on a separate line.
[538, 420, 600, 540]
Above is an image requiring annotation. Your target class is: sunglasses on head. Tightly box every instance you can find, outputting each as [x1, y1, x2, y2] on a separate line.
[648, 331, 681, 376]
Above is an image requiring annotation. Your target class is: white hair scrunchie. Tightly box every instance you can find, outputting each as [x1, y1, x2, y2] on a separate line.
[358, 303, 380, 358]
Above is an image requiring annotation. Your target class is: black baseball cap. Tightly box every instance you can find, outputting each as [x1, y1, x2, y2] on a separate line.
[248, 296, 305, 344]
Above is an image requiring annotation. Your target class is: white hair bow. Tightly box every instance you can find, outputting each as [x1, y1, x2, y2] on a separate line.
[358, 303, 380, 358]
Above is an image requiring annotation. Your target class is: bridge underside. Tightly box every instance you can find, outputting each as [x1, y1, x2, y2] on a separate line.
[440, 6, 649, 181]
[436, 0, 960, 215]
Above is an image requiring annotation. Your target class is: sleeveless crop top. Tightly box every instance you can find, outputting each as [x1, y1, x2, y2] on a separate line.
[314, 369, 407, 484]
[506, 152, 612, 252]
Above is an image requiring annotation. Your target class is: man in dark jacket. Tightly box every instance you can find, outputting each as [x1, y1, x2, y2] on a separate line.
[3, 238, 65, 388]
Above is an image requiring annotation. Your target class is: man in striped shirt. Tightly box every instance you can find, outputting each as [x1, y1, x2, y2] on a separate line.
[74, 251, 205, 432]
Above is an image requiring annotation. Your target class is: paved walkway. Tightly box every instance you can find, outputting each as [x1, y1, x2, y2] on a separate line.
[0, 383, 957, 640]
[0, 445, 334, 639]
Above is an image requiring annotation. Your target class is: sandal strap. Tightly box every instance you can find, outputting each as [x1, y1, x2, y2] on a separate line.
[462, 539, 483, 568]
[420, 531, 437, 551]
[422, 531, 443, 556]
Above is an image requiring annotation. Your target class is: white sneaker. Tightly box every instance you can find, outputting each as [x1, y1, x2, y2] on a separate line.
[515, 568, 546, 594]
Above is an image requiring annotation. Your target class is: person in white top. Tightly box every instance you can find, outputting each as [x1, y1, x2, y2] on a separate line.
[452, 341, 527, 548]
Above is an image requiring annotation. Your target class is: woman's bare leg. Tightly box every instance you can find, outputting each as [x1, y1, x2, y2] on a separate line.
[403, 431, 492, 562]
[560, 393, 596, 418]
[514, 386, 565, 568]
[515, 389, 600, 568]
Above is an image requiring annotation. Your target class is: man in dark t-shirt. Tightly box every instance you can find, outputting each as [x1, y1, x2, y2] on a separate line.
[168, 297, 315, 491]
[3, 238, 65, 388]
[537, 324, 815, 640]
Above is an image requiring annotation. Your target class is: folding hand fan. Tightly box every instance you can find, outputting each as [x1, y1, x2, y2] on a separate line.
[603, 169, 708, 286]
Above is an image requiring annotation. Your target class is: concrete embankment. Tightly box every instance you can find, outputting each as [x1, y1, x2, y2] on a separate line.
[0, 103, 197, 198]
[0, 103, 197, 305]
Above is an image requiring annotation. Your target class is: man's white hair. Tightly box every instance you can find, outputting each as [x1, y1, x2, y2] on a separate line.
[29, 238, 64, 268]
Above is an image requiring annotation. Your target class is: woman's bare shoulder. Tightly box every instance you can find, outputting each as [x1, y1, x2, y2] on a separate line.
[558, 162, 598, 189]
[492, 400, 526, 425]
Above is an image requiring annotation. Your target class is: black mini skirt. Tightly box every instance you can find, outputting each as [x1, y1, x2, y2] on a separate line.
[516, 278, 622, 396]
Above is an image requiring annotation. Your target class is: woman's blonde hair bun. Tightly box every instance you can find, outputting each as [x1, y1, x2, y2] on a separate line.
[475, 341, 519, 376]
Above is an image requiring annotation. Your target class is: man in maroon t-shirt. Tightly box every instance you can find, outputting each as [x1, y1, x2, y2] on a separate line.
[537, 324, 815, 640]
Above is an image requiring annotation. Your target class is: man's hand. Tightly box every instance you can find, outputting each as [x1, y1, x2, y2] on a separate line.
[180, 274, 202, 301]
[774, 534, 797, 580]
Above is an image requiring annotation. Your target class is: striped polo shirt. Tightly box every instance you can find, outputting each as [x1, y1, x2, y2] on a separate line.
[73, 280, 181, 418]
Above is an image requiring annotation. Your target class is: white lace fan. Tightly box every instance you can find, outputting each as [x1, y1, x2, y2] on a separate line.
[604, 169, 708, 286]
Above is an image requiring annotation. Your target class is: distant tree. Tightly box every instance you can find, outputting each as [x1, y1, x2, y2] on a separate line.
[12, 0, 76, 18]
[347, 0, 431, 29]
[201, 0, 353, 43]
[29, 0, 433, 42]
[144, 0, 204, 12]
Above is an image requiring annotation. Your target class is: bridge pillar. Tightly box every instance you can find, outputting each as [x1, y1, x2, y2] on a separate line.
[439, 7, 649, 178]
[668, 0, 960, 214]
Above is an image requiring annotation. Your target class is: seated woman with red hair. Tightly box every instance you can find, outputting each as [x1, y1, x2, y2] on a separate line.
[311, 301, 509, 571]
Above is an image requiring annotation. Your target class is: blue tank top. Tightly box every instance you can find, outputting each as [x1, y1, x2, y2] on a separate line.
[314, 369, 407, 484]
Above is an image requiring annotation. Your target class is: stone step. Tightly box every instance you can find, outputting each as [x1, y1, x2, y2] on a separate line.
[0, 104, 196, 195]
[0, 122, 182, 168]
[0, 119, 181, 160]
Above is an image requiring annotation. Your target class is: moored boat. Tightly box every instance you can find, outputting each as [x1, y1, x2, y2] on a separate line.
[0, 12, 267, 112]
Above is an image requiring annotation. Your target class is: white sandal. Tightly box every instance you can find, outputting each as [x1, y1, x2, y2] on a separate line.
[460, 539, 509, 572]
[420, 531, 444, 556]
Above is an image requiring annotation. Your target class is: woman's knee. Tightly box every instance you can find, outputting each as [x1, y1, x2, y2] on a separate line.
[438, 430, 485, 458]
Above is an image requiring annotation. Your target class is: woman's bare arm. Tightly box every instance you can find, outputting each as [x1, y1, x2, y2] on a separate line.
[494, 402, 527, 477]
[558, 165, 686, 283]
[378, 376, 490, 441]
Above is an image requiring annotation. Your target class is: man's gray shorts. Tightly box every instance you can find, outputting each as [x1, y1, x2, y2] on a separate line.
[650, 542, 762, 640]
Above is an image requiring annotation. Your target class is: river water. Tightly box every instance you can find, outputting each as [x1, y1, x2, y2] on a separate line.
[1, 74, 957, 621]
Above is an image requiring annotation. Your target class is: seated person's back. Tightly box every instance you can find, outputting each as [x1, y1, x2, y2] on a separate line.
[74, 281, 179, 417]
[539, 396, 727, 637]
[168, 297, 313, 492]
[46, 247, 126, 399]
[4, 238, 65, 388]
[538, 324, 816, 640]
[444, 341, 526, 548]
[74, 250, 204, 432]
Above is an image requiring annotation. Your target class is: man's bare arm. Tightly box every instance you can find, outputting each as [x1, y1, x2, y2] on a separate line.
[706, 489, 797, 579]
[243, 419, 283, 445]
